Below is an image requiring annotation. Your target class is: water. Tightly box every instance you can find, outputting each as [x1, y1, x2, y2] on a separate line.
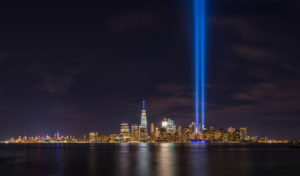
[0, 143, 299, 176]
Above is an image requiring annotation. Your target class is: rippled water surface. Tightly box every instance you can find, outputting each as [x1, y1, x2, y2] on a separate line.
[0, 143, 299, 176]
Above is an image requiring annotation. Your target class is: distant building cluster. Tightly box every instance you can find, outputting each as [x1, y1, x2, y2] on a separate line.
[4, 132, 77, 144]
[91, 121, 285, 144]
[1, 101, 288, 144]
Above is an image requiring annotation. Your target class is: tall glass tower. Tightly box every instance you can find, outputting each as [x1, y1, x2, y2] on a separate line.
[139, 100, 148, 141]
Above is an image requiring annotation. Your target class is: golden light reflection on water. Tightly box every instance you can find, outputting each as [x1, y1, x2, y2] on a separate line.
[89, 144, 98, 176]
[157, 143, 177, 176]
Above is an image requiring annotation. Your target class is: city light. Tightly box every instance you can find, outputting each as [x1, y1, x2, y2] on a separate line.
[194, 0, 206, 133]
[191, 140, 207, 144]
[1, 100, 288, 144]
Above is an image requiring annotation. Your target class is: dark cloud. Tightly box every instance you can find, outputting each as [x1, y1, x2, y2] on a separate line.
[108, 11, 159, 32]
[231, 45, 278, 61]
[36, 68, 82, 94]
[25, 61, 42, 72]
[148, 83, 194, 125]
[0, 104, 7, 111]
[155, 83, 186, 95]
[0, 53, 7, 61]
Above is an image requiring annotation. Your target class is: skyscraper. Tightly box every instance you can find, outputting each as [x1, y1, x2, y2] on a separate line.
[228, 127, 235, 141]
[155, 126, 160, 139]
[120, 123, 130, 142]
[161, 117, 175, 135]
[151, 123, 154, 134]
[139, 100, 148, 141]
[150, 122, 155, 141]
[89, 132, 98, 142]
[177, 125, 182, 136]
[131, 124, 139, 141]
[240, 127, 247, 141]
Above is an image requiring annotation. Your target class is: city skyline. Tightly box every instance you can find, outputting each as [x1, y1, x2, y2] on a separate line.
[0, 0, 299, 140]
[1, 101, 292, 142]
[0, 1, 299, 176]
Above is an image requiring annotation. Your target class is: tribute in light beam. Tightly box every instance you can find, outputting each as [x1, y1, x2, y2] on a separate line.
[194, 0, 205, 133]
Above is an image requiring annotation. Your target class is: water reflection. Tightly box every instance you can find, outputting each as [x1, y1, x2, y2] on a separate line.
[0, 144, 298, 176]
[137, 143, 151, 176]
[32, 144, 42, 176]
[190, 144, 209, 176]
[53, 144, 63, 176]
[207, 145, 253, 176]
[88, 144, 98, 176]
[119, 143, 131, 176]
[157, 143, 177, 176]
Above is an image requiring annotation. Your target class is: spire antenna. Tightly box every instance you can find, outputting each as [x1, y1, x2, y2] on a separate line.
[142, 100, 146, 110]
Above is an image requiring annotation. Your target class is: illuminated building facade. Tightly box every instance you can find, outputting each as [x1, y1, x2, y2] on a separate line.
[131, 124, 139, 141]
[155, 126, 160, 139]
[120, 123, 130, 142]
[240, 127, 247, 141]
[227, 127, 235, 141]
[161, 117, 175, 135]
[139, 101, 148, 141]
[150, 123, 155, 141]
[150, 123, 154, 134]
[89, 132, 99, 142]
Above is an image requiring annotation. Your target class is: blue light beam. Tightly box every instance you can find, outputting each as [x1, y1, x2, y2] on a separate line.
[194, 0, 206, 133]
[142, 100, 146, 110]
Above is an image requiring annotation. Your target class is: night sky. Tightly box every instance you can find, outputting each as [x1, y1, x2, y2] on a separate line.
[0, 0, 299, 139]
